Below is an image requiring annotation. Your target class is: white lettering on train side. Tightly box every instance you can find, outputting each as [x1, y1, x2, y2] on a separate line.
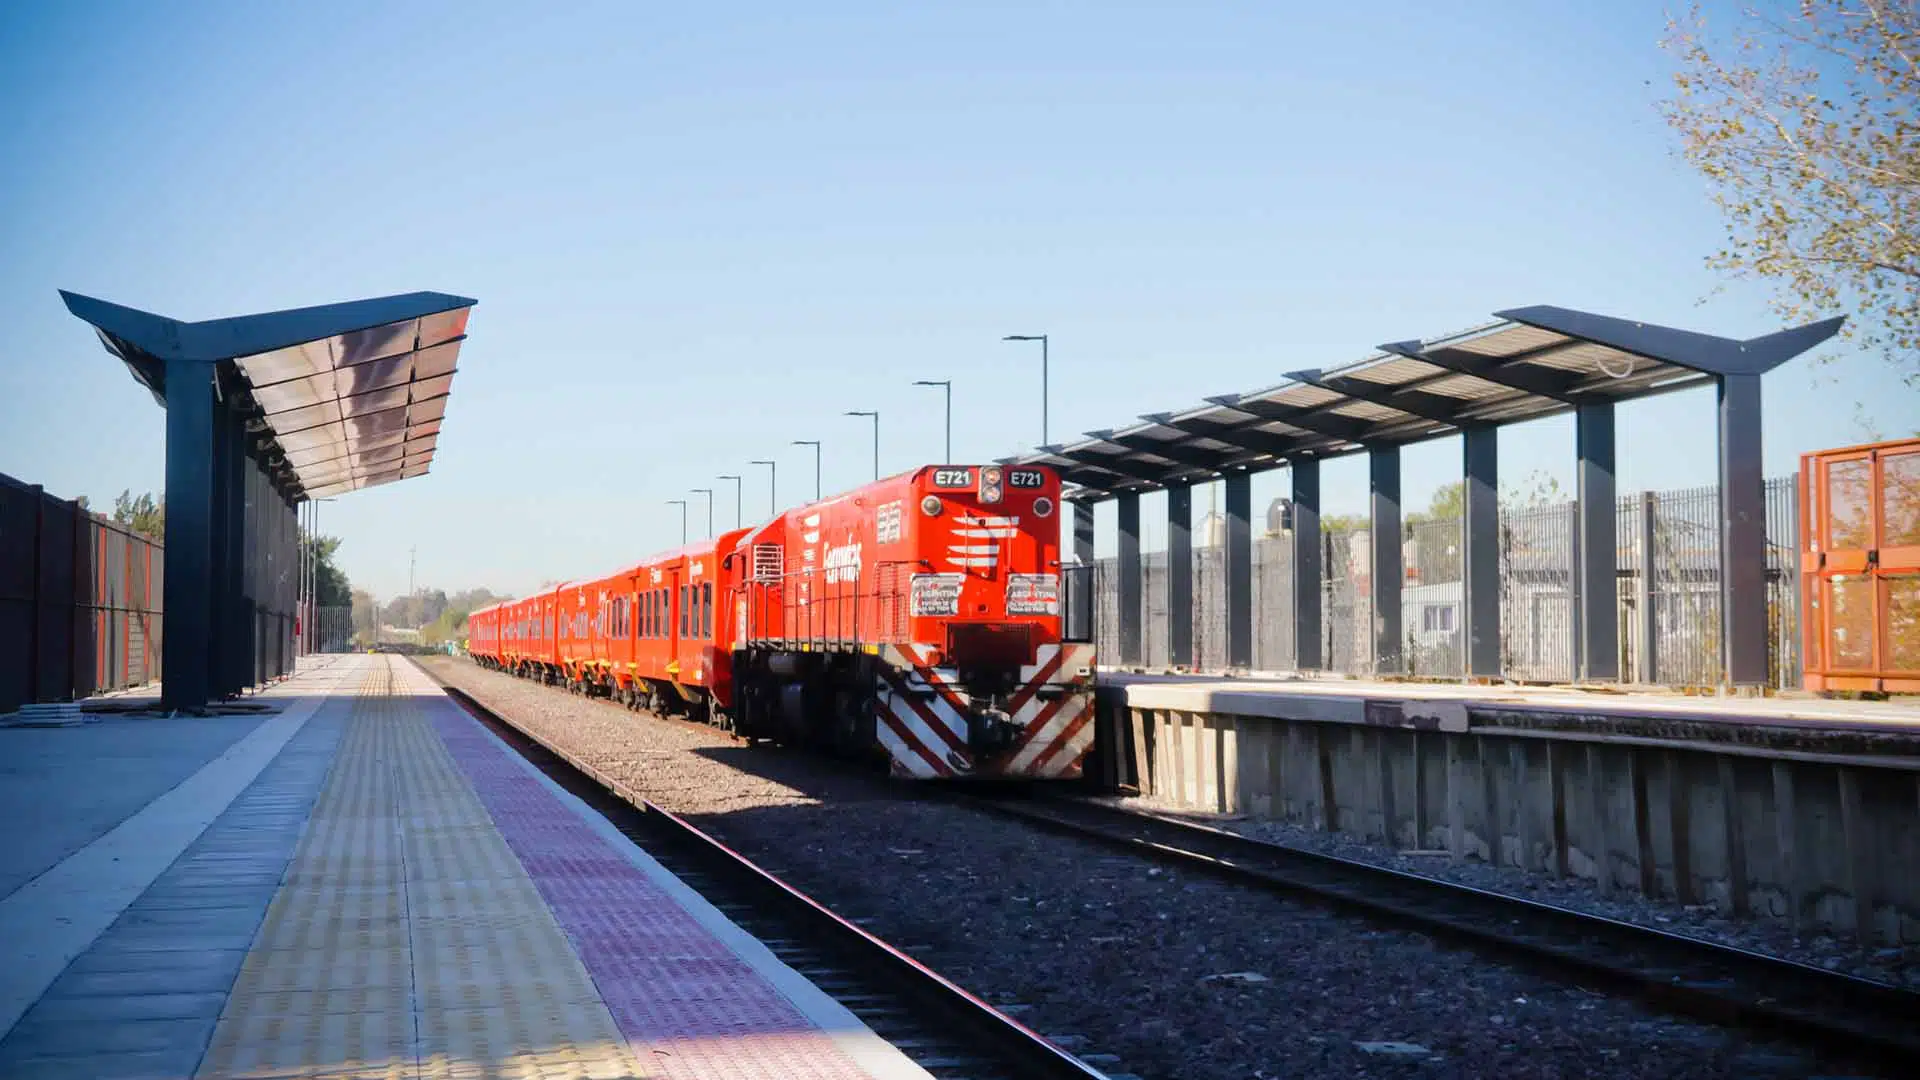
[822, 539, 863, 584]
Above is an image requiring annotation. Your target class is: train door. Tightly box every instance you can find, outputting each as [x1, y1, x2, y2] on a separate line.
[1803, 437, 1920, 692]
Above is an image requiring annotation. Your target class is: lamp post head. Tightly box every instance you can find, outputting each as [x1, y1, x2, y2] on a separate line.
[718, 473, 740, 481]
[1003, 334, 1045, 342]
[845, 410, 876, 418]
[750, 459, 774, 466]
[913, 379, 949, 388]
[792, 439, 819, 447]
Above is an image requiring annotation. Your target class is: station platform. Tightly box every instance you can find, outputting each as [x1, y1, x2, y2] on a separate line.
[0, 654, 932, 1080]
[1101, 669, 1920, 736]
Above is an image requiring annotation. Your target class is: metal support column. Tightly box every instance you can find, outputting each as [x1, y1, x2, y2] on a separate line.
[1370, 447, 1403, 674]
[1225, 473, 1252, 670]
[222, 407, 248, 696]
[1463, 425, 1501, 678]
[1291, 459, 1322, 671]
[1167, 484, 1193, 668]
[1576, 399, 1619, 680]
[1638, 491, 1659, 684]
[1072, 499, 1095, 566]
[1117, 492, 1142, 667]
[1718, 373, 1767, 685]
[160, 359, 215, 712]
[208, 396, 233, 699]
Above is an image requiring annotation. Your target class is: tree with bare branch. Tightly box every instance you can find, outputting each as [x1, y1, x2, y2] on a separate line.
[1659, 1, 1918, 388]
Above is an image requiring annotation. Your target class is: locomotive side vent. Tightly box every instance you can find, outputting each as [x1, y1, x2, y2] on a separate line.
[751, 543, 784, 583]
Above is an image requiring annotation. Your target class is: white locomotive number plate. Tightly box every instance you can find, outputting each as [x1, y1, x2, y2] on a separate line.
[1008, 469, 1046, 488]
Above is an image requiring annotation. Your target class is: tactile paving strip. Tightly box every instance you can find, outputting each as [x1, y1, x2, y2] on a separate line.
[409, 667, 886, 1079]
[198, 660, 650, 1080]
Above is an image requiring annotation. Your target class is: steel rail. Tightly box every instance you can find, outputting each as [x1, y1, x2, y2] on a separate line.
[430, 676, 1112, 1080]
[962, 790, 1920, 1076]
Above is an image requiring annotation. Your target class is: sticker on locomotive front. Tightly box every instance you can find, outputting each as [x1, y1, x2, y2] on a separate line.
[1006, 573, 1059, 615]
[876, 500, 903, 543]
[910, 573, 965, 616]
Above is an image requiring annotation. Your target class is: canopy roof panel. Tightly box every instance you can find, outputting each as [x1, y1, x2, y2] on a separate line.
[62, 289, 476, 501]
[231, 306, 468, 498]
[1002, 304, 1843, 502]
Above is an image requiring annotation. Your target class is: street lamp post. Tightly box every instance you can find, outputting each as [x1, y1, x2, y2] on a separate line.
[1002, 334, 1049, 447]
[912, 379, 952, 463]
[791, 440, 822, 500]
[844, 411, 879, 482]
[666, 499, 688, 545]
[717, 474, 742, 528]
[690, 488, 714, 538]
[750, 460, 776, 517]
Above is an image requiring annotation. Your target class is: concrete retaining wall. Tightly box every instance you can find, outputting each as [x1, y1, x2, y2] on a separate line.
[1107, 702, 1920, 944]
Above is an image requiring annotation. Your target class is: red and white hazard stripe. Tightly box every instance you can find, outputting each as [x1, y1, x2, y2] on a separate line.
[871, 642, 1095, 780]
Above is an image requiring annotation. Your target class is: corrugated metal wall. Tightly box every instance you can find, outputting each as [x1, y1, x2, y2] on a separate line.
[1, 472, 163, 714]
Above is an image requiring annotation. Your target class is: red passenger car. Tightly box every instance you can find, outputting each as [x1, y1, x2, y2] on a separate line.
[464, 464, 1094, 780]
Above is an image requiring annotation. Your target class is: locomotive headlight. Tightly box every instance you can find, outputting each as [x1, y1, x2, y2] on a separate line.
[1032, 496, 1054, 518]
[921, 495, 943, 516]
[979, 467, 1004, 505]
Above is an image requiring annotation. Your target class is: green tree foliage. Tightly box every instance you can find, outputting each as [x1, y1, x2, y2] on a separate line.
[415, 587, 506, 646]
[1660, 1, 1919, 388]
[112, 490, 165, 540]
[306, 534, 352, 607]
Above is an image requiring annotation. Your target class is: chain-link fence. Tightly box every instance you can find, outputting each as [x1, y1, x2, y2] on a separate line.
[1091, 476, 1802, 688]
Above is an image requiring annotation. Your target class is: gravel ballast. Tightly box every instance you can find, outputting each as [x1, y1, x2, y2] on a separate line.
[1104, 789, 1920, 992]
[419, 657, 1869, 1080]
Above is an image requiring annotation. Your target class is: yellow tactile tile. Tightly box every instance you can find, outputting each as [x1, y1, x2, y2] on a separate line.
[196, 658, 650, 1080]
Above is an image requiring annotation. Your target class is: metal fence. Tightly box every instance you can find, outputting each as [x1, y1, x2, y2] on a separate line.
[1, 473, 164, 713]
[1092, 476, 1803, 689]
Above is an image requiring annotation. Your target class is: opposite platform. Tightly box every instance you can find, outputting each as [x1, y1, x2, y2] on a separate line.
[0, 653, 933, 1079]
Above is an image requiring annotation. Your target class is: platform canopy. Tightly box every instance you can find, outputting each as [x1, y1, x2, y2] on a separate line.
[1005, 304, 1842, 502]
[62, 289, 476, 503]
[61, 287, 477, 713]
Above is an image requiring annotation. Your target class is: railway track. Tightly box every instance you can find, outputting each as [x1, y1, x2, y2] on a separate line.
[960, 789, 1920, 1077]
[433, 677, 1119, 1080]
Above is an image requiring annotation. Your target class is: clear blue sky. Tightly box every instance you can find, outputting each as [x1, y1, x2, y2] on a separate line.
[2, 1, 1912, 600]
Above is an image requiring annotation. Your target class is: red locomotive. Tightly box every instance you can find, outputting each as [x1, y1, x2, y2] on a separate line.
[465, 464, 1096, 779]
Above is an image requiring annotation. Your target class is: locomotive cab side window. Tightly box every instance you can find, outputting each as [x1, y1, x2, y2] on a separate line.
[701, 583, 712, 639]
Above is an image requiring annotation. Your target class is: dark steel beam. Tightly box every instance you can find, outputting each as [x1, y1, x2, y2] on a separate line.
[1370, 446, 1403, 674]
[1576, 400, 1619, 680]
[1205, 394, 1395, 446]
[1719, 373, 1768, 685]
[1117, 493, 1143, 667]
[1378, 341, 1584, 403]
[1167, 483, 1194, 668]
[1092, 429, 1250, 473]
[1462, 425, 1501, 679]
[1292, 459, 1322, 671]
[1144, 413, 1313, 459]
[1225, 473, 1253, 670]
[1051, 445, 1191, 487]
[1285, 368, 1481, 427]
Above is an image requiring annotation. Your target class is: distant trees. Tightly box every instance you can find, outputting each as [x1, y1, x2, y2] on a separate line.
[112, 490, 165, 540]
[1659, 1, 1918, 388]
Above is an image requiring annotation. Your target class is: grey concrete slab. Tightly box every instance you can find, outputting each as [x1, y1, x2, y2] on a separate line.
[0, 713, 268, 901]
[0, 1048, 204, 1080]
[0, 679, 350, 1069]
